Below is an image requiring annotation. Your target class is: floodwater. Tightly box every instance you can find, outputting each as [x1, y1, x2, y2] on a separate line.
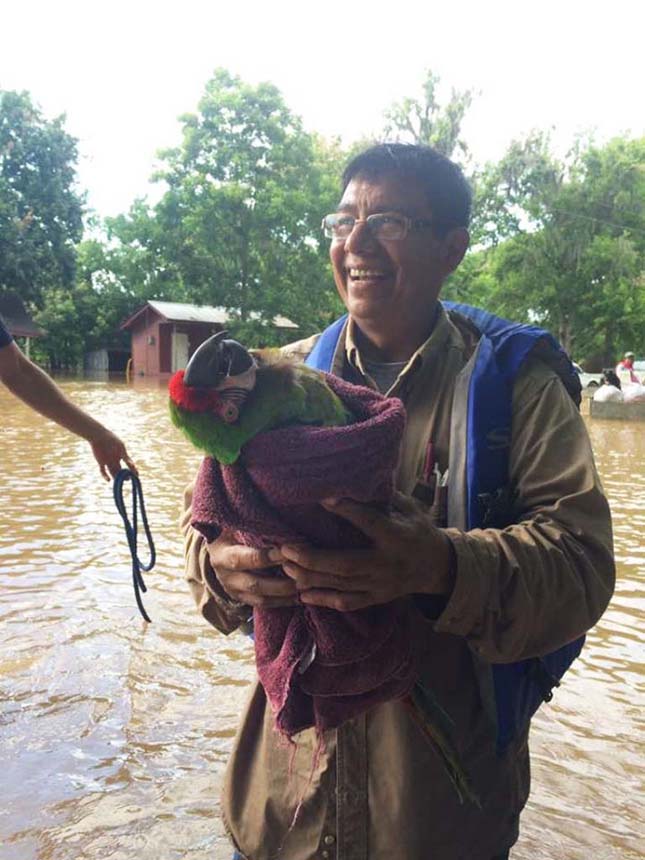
[0, 379, 643, 860]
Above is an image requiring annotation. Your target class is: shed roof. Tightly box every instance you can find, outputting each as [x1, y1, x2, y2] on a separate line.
[0, 291, 45, 338]
[121, 300, 298, 330]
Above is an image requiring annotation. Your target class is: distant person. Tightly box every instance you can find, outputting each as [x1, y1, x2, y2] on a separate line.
[615, 351, 641, 386]
[593, 369, 624, 402]
[0, 314, 136, 480]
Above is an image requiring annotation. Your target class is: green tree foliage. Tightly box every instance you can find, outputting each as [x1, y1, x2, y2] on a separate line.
[106, 200, 186, 303]
[6, 71, 643, 371]
[0, 91, 84, 305]
[452, 136, 645, 364]
[383, 70, 475, 161]
[108, 70, 343, 345]
[468, 131, 562, 246]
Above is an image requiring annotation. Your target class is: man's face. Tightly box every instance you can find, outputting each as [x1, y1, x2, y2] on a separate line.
[329, 173, 466, 335]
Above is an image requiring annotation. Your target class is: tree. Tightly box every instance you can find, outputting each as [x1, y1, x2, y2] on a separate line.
[0, 91, 84, 306]
[104, 71, 345, 346]
[468, 131, 562, 247]
[383, 70, 475, 162]
[154, 71, 342, 342]
[452, 136, 645, 364]
[105, 200, 187, 303]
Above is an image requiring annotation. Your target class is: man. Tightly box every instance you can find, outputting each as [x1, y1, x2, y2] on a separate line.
[183, 144, 614, 859]
[615, 351, 641, 386]
[0, 314, 135, 479]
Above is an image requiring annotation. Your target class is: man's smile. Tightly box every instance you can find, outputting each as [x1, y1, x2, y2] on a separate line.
[347, 267, 390, 282]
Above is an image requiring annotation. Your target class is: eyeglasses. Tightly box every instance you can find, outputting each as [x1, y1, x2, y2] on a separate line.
[321, 212, 436, 241]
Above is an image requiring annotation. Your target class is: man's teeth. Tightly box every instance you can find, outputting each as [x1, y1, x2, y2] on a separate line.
[349, 268, 385, 279]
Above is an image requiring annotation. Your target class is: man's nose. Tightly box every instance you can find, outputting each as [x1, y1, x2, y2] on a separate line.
[344, 220, 378, 254]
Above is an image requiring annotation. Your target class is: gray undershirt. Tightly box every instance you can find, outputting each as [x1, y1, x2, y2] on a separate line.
[362, 358, 408, 395]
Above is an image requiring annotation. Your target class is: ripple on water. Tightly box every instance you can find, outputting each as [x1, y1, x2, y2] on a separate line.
[1, 390, 643, 859]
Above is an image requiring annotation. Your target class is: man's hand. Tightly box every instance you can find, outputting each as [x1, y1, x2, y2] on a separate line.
[206, 533, 299, 608]
[89, 427, 137, 481]
[280, 492, 456, 612]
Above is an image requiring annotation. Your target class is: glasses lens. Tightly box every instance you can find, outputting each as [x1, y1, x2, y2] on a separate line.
[369, 214, 406, 240]
[323, 214, 354, 239]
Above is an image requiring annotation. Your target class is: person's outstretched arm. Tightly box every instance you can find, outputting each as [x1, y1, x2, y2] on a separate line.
[0, 340, 136, 480]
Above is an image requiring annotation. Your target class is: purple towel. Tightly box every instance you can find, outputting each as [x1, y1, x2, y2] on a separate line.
[191, 373, 420, 737]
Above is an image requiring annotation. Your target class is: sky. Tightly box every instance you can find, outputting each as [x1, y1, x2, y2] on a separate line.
[2, 0, 644, 220]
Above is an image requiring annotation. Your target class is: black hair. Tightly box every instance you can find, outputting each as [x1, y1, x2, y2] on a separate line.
[602, 368, 621, 390]
[341, 142, 472, 233]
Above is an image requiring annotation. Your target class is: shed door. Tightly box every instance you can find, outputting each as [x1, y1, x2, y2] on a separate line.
[171, 332, 189, 372]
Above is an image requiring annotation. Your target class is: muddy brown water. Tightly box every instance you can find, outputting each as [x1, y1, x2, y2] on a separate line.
[0, 379, 642, 859]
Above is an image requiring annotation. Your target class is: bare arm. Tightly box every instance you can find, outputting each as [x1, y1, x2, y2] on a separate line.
[0, 340, 136, 480]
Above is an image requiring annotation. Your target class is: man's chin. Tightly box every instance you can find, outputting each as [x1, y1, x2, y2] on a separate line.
[345, 295, 390, 325]
[345, 281, 392, 312]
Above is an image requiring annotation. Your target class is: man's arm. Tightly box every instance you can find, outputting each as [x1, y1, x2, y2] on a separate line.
[433, 364, 614, 662]
[0, 340, 136, 480]
[279, 363, 614, 662]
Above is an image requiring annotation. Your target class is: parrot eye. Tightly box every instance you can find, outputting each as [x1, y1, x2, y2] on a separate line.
[220, 402, 239, 424]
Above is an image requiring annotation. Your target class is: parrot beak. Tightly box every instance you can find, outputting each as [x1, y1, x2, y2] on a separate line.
[184, 330, 255, 389]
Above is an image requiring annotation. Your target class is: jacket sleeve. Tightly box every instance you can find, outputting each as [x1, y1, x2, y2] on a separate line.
[434, 360, 615, 662]
[181, 482, 253, 635]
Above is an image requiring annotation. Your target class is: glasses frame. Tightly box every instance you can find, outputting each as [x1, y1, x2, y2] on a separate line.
[321, 211, 437, 242]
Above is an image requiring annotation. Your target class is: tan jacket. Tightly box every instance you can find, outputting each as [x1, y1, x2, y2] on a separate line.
[182, 306, 614, 860]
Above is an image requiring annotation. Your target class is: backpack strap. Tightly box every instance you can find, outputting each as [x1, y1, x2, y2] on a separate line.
[305, 314, 348, 372]
[443, 301, 581, 529]
[443, 301, 584, 752]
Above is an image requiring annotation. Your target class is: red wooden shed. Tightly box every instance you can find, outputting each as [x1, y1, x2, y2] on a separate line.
[120, 301, 297, 378]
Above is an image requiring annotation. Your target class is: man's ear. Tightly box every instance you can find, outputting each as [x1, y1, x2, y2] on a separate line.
[441, 227, 470, 274]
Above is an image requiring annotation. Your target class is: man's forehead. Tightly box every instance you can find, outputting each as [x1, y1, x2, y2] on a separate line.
[338, 173, 431, 214]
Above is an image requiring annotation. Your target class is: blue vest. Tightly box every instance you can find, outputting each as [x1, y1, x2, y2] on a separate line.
[306, 303, 585, 753]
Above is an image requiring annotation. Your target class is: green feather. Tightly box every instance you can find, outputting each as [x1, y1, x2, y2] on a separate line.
[170, 364, 351, 464]
[408, 683, 481, 807]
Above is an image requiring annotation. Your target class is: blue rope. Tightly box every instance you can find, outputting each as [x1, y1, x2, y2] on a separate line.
[113, 468, 156, 623]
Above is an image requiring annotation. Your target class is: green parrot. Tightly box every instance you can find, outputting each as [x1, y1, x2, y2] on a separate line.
[168, 331, 351, 464]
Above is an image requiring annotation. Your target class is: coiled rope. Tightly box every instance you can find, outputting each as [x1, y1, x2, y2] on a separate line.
[113, 468, 156, 622]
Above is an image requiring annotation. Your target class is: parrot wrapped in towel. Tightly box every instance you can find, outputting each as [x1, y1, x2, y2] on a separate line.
[169, 330, 352, 464]
[170, 330, 477, 805]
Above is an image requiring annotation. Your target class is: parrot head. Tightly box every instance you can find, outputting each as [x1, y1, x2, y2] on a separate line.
[169, 331, 260, 463]
[180, 329, 257, 424]
[170, 331, 351, 465]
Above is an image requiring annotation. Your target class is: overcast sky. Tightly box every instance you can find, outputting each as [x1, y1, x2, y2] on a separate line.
[2, 0, 643, 219]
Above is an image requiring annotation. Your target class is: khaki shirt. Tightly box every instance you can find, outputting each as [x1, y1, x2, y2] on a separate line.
[182, 306, 615, 860]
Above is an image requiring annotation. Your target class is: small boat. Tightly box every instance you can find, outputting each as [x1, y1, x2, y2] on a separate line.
[590, 399, 645, 421]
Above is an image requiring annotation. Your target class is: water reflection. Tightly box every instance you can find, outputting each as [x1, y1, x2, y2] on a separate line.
[0, 381, 642, 859]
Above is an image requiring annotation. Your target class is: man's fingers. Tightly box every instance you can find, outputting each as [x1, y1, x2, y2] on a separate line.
[391, 490, 424, 516]
[321, 497, 396, 540]
[299, 588, 373, 612]
[281, 545, 375, 577]
[239, 593, 299, 609]
[217, 564, 298, 607]
[282, 562, 368, 592]
[216, 543, 285, 571]
[219, 570, 298, 599]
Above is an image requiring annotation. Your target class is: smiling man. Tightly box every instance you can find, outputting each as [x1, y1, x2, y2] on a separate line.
[183, 143, 614, 860]
[326, 160, 469, 363]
